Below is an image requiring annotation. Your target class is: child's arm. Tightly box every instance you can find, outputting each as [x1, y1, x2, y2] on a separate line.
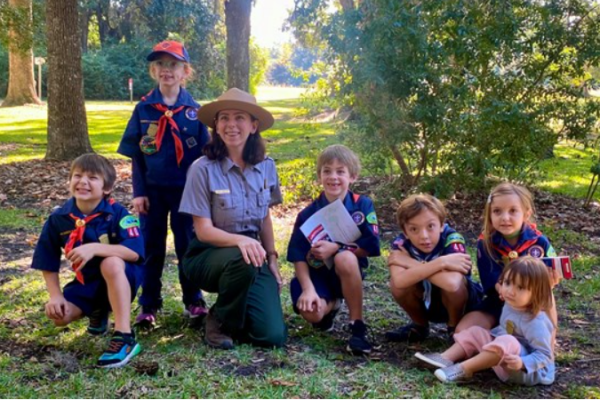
[41, 271, 68, 320]
[66, 243, 139, 271]
[388, 249, 471, 289]
[507, 316, 555, 373]
[293, 261, 321, 312]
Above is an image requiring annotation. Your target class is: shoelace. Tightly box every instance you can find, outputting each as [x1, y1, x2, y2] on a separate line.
[106, 338, 127, 354]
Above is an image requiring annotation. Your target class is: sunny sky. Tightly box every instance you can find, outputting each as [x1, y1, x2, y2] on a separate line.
[250, 0, 295, 48]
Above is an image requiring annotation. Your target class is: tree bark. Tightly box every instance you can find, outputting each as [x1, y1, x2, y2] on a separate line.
[80, 5, 91, 54]
[45, 0, 92, 160]
[1, 0, 42, 107]
[225, 0, 252, 91]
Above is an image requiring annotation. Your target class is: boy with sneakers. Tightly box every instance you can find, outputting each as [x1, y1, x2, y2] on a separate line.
[386, 194, 483, 343]
[287, 145, 380, 355]
[32, 154, 144, 368]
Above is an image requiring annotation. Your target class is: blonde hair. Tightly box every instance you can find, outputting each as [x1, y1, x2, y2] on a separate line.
[482, 182, 535, 258]
[316, 145, 361, 178]
[396, 194, 446, 231]
[148, 61, 195, 86]
[499, 256, 553, 320]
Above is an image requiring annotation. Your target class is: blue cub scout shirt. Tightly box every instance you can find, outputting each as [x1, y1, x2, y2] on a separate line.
[31, 198, 145, 283]
[117, 87, 210, 196]
[476, 224, 556, 293]
[390, 224, 469, 270]
[287, 191, 381, 268]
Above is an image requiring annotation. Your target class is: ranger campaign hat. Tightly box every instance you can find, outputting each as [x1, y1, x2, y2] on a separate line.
[197, 88, 275, 131]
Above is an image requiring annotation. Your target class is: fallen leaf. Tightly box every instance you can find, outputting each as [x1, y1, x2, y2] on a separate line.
[270, 379, 297, 387]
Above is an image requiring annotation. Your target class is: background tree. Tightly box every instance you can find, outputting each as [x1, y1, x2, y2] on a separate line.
[45, 0, 91, 160]
[1, 0, 41, 106]
[289, 0, 600, 195]
[225, 0, 252, 90]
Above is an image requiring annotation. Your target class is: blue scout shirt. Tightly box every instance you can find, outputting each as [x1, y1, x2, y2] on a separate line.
[179, 156, 282, 234]
[31, 198, 145, 283]
[477, 224, 556, 293]
[390, 224, 468, 270]
[117, 87, 210, 197]
[287, 191, 381, 268]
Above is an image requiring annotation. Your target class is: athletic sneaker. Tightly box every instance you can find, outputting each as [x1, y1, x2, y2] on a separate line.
[434, 364, 471, 383]
[87, 308, 109, 336]
[183, 301, 208, 320]
[415, 352, 454, 369]
[97, 332, 141, 368]
[385, 323, 430, 343]
[312, 299, 341, 332]
[347, 319, 372, 355]
[134, 307, 157, 329]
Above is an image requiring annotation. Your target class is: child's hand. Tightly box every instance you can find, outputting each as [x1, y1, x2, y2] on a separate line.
[440, 253, 472, 274]
[297, 289, 321, 313]
[133, 196, 150, 215]
[503, 354, 524, 371]
[388, 247, 409, 266]
[45, 295, 68, 320]
[496, 281, 504, 301]
[66, 243, 98, 270]
[310, 241, 339, 260]
[549, 268, 562, 288]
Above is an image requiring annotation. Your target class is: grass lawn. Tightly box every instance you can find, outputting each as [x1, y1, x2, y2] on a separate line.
[0, 87, 599, 398]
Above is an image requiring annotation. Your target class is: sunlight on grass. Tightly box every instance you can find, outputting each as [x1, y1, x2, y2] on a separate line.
[537, 143, 597, 199]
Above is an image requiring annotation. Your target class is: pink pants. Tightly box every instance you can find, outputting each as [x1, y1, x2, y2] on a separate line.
[454, 326, 522, 381]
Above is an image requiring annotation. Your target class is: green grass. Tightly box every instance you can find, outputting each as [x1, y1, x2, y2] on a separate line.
[1, 87, 599, 398]
[537, 143, 598, 199]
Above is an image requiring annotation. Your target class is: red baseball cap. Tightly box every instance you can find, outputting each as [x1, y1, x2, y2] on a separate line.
[147, 41, 190, 63]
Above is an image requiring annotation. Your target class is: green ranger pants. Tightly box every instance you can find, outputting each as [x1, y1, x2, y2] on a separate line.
[183, 238, 286, 348]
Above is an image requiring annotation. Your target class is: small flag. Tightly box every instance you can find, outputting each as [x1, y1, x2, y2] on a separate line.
[541, 256, 573, 280]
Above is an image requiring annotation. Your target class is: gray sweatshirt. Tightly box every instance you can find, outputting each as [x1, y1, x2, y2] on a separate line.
[491, 304, 555, 386]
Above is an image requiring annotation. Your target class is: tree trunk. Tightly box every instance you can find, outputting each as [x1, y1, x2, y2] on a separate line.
[1, 0, 42, 107]
[80, 6, 91, 53]
[225, 0, 251, 91]
[45, 0, 92, 160]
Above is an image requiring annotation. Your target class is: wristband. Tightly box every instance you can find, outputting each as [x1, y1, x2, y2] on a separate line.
[267, 250, 279, 259]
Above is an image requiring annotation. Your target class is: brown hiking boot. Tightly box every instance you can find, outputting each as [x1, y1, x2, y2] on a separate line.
[204, 310, 234, 350]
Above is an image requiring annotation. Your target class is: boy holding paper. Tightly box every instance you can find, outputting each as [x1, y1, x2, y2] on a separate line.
[287, 145, 380, 355]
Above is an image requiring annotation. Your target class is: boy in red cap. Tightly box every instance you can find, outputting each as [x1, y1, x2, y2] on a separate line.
[118, 40, 210, 328]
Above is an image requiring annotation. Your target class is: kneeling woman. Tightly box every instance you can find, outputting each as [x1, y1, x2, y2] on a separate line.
[179, 88, 286, 349]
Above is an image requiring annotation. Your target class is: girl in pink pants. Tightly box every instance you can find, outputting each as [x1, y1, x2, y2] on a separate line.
[415, 257, 556, 386]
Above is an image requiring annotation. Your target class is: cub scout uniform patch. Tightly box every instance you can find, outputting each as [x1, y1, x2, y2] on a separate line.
[119, 215, 140, 238]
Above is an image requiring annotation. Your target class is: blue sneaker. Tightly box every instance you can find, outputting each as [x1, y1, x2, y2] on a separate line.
[87, 308, 109, 336]
[97, 332, 141, 368]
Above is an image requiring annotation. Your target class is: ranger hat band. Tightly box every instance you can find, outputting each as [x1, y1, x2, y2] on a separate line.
[197, 88, 275, 131]
[147, 40, 190, 63]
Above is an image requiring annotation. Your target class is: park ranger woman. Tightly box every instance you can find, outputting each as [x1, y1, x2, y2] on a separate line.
[179, 88, 286, 349]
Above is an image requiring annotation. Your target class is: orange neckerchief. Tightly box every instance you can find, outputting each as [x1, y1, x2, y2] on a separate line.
[64, 213, 102, 284]
[151, 104, 185, 166]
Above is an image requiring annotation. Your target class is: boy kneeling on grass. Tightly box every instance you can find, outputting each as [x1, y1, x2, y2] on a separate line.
[287, 145, 381, 355]
[387, 194, 483, 343]
[31, 154, 144, 368]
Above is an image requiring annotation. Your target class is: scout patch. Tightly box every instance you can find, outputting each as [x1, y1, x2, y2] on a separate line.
[140, 135, 158, 155]
[307, 252, 325, 269]
[366, 212, 378, 225]
[146, 123, 158, 137]
[445, 232, 465, 246]
[186, 136, 198, 148]
[372, 225, 379, 235]
[119, 215, 140, 229]
[528, 245, 544, 258]
[351, 211, 365, 225]
[451, 243, 465, 253]
[185, 107, 198, 120]
[547, 245, 558, 257]
[99, 234, 110, 244]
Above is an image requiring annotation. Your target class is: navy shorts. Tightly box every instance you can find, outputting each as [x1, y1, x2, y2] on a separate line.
[290, 265, 365, 314]
[426, 277, 484, 323]
[63, 261, 142, 316]
[470, 289, 503, 324]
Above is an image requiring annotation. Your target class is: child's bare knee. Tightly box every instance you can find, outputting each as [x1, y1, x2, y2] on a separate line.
[100, 257, 125, 280]
[391, 283, 418, 300]
[334, 254, 359, 277]
[301, 310, 323, 324]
